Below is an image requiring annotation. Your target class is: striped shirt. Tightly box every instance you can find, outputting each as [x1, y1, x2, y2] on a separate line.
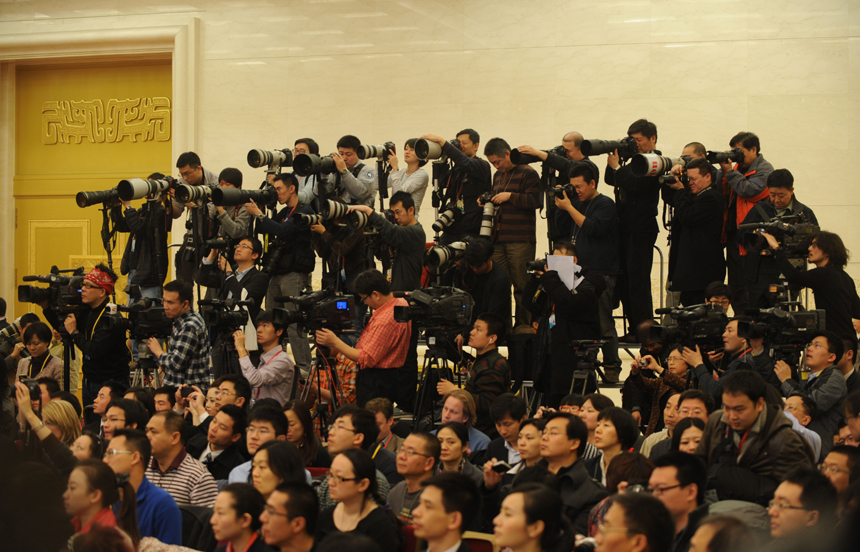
[491, 164, 540, 243]
[159, 310, 211, 389]
[145, 449, 219, 507]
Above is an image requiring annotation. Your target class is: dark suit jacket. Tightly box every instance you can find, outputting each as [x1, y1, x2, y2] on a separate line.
[470, 436, 509, 467]
[82, 419, 103, 438]
[195, 263, 270, 322]
[185, 434, 246, 482]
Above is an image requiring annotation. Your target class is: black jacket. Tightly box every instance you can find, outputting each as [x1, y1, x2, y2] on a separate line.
[456, 261, 512, 340]
[544, 154, 601, 241]
[524, 270, 603, 393]
[470, 435, 510, 467]
[186, 434, 246, 482]
[438, 141, 492, 242]
[195, 263, 270, 324]
[781, 365, 847, 458]
[604, 153, 662, 235]
[116, 201, 171, 288]
[256, 203, 316, 275]
[664, 186, 725, 292]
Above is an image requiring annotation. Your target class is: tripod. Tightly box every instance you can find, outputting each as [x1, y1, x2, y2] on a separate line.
[567, 340, 608, 396]
[412, 330, 461, 430]
[302, 343, 345, 435]
[130, 341, 163, 388]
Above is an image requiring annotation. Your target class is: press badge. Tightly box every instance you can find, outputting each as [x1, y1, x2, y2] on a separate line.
[456, 199, 464, 210]
[549, 313, 556, 329]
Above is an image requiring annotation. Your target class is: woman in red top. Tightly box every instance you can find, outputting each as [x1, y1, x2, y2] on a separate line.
[63, 459, 139, 549]
[211, 483, 271, 552]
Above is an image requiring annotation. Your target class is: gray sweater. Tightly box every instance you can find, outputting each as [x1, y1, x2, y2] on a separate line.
[369, 213, 426, 292]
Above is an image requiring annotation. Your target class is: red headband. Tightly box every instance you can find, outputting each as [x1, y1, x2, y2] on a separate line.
[84, 268, 115, 294]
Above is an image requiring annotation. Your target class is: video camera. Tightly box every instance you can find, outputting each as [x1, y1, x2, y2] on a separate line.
[580, 137, 638, 162]
[431, 203, 463, 233]
[273, 288, 355, 331]
[415, 138, 460, 162]
[706, 149, 744, 164]
[18, 266, 85, 311]
[117, 176, 178, 202]
[510, 145, 566, 165]
[737, 307, 825, 365]
[570, 339, 607, 372]
[650, 303, 728, 351]
[358, 142, 396, 160]
[393, 286, 473, 331]
[116, 297, 173, 340]
[479, 192, 496, 239]
[738, 213, 819, 257]
[212, 185, 278, 209]
[293, 154, 338, 176]
[425, 241, 467, 268]
[630, 154, 689, 178]
[248, 148, 293, 171]
[200, 298, 255, 333]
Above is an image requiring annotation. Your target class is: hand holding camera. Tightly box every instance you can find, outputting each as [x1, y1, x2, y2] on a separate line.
[607, 149, 621, 169]
[244, 199, 263, 217]
[331, 152, 347, 172]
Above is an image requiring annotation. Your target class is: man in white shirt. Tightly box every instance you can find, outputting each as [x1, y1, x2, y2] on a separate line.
[412, 473, 481, 552]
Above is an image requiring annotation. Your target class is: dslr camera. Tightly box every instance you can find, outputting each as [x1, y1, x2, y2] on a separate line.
[431, 203, 463, 233]
[393, 287, 474, 331]
[650, 303, 728, 351]
[479, 192, 497, 239]
[18, 266, 85, 312]
[77, 176, 178, 208]
[552, 184, 577, 200]
[273, 288, 355, 332]
[580, 136, 639, 162]
[706, 149, 744, 164]
[293, 154, 338, 176]
[358, 142, 396, 160]
[212, 185, 278, 210]
[659, 173, 689, 186]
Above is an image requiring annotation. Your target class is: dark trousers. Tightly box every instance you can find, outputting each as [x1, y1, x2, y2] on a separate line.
[726, 242, 749, 315]
[395, 329, 419, 412]
[618, 231, 657, 332]
[356, 367, 398, 407]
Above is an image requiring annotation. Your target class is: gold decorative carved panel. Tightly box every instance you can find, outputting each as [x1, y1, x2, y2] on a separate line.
[41, 97, 171, 144]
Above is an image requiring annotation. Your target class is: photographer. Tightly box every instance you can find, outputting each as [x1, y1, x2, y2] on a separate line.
[387, 138, 429, 214]
[662, 158, 725, 307]
[555, 163, 621, 382]
[523, 241, 604, 408]
[322, 134, 377, 206]
[148, 279, 211, 390]
[44, 264, 129, 406]
[759, 230, 860, 340]
[310, 200, 368, 295]
[718, 132, 773, 315]
[420, 130, 492, 243]
[348, 191, 425, 292]
[454, 238, 512, 351]
[315, 269, 411, 407]
[517, 131, 600, 241]
[681, 319, 753, 405]
[196, 237, 270, 379]
[2, 312, 40, 379]
[249, 173, 315, 377]
[604, 118, 661, 337]
[294, 138, 321, 205]
[174, 151, 220, 282]
[737, 168, 819, 308]
[233, 311, 295, 404]
[482, 138, 540, 332]
[207, 167, 251, 241]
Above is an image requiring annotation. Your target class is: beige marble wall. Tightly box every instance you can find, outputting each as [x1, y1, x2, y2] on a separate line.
[1, 0, 859, 301]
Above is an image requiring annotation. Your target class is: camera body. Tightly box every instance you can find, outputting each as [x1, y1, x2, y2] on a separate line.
[526, 259, 547, 272]
[706, 149, 744, 164]
[393, 286, 473, 331]
[18, 266, 85, 311]
[650, 303, 728, 351]
[293, 154, 338, 177]
[248, 148, 293, 171]
[273, 289, 355, 332]
[117, 297, 173, 340]
[580, 136, 638, 161]
[552, 184, 577, 200]
[658, 173, 689, 186]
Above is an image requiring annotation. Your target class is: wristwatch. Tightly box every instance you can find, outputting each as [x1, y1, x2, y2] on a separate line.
[256, 213, 265, 221]
[341, 168, 350, 177]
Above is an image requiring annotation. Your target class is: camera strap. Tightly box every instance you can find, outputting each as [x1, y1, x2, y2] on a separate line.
[91, 307, 107, 340]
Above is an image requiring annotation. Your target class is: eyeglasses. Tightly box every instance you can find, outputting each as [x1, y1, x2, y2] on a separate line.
[808, 341, 829, 351]
[398, 448, 430, 458]
[678, 408, 705, 417]
[214, 389, 236, 397]
[179, 169, 197, 178]
[247, 427, 273, 437]
[105, 417, 126, 424]
[768, 500, 808, 512]
[81, 282, 100, 290]
[541, 429, 565, 437]
[358, 294, 372, 305]
[328, 424, 356, 434]
[104, 449, 134, 458]
[325, 472, 356, 484]
[264, 505, 290, 518]
[820, 463, 850, 476]
[810, 242, 820, 249]
[667, 355, 684, 362]
[597, 522, 635, 535]
[648, 484, 682, 496]
[235, 243, 254, 251]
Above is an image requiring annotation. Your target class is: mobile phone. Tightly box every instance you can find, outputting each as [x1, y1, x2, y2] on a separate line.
[492, 460, 513, 473]
[180, 386, 194, 398]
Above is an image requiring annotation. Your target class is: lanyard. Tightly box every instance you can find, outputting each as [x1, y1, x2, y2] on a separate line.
[371, 443, 382, 460]
[30, 353, 51, 378]
[91, 307, 107, 339]
[264, 350, 283, 366]
[737, 429, 751, 458]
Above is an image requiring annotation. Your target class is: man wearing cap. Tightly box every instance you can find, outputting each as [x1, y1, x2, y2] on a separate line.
[42, 263, 130, 406]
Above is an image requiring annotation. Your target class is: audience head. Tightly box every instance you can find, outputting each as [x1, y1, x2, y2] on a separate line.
[94, 380, 128, 417]
[23, 322, 51, 359]
[721, 370, 768, 433]
[490, 393, 528, 446]
[559, 394, 585, 414]
[65, 459, 139, 548]
[36, 377, 60, 407]
[704, 282, 733, 311]
[678, 390, 714, 424]
[821, 446, 860, 498]
[104, 398, 150, 441]
[217, 374, 252, 411]
[247, 405, 288, 457]
[769, 467, 838, 538]
[650, 451, 707, 527]
[251, 440, 305, 499]
[67, 524, 135, 552]
[578, 393, 615, 434]
[72, 431, 105, 462]
[281, 401, 318, 466]
[596, 491, 675, 552]
[671, 418, 706, 454]
[41, 399, 81, 446]
[663, 393, 681, 432]
[606, 452, 654, 494]
[104, 429, 150, 478]
[542, 412, 587, 461]
[664, 345, 690, 376]
[210, 483, 266, 544]
[396, 431, 440, 479]
[261, 481, 319, 548]
[146, 410, 187, 458]
[50, 390, 83, 418]
[595, 407, 640, 452]
[836, 419, 858, 447]
[441, 389, 477, 427]
[721, 320, 748, 355]
[784, 394, 816, 427]
[846, 391, 860, 441]
[517, 418, 546, 466]
[328, 448, 382, 507]
[152, 386, 176, 412]
[689, 515, 756, 552]
[494, 483, 572, 552]
[365, 397, 396, 443]
[209, 404, 247, 451]
[327, 405, 379, 454]
[437, 422, 471, 468]
[414, 473, 482, 540]
[123, 387, 155, 417]
[805, 331, 844, 372]
[471, 312, 507, 350]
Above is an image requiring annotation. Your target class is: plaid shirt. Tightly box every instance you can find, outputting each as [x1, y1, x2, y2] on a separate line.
[159, 310, 211, 389]
[313, 353, 358, 439]
[356, 297, 411, 369]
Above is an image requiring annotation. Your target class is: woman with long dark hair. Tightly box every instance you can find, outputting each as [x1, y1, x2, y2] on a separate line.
[284, 400, 331, 467]
[251, 440, 306, 499]
[316, 448, 401, 552]
[588, 407, 640, 486]
[211, 483, 270, 552]
[670, 417, 706, 454]
[493, 483, 574, 552]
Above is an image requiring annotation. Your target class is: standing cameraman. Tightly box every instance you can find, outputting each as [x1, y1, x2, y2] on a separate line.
[294, 138, 321, 205]
[454, 238, 512, 353]
[196, 237, 270, 379]
[322, 134, 377, 207]
[387, 139, 429, 214]
[148, 279, 210, 390]
[45, 265, 129, 406]
[248, 173, 315, 377]
[174, 152, 219, 282]
[207, 168, 251, 241]
[420, 130, 492, 244]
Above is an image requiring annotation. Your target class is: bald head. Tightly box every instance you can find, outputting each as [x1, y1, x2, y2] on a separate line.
[563, 132, 584, 147]
[562, 132, 585, 161]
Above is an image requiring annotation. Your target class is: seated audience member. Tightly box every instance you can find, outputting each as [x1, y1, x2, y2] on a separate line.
[846, 390, 860, 443]
[210, 483, 269, 552]
[315, 269, 411, 407]
[316, 405, 394, 509]
[436, 422, 483, 486]
[559, 393, 585, 414]
[482, 418, 547, 507]
[783, 394, 822, 461]
[437, 313, 511, 435]
[493, 483, 574, 552]
[123, 387, 156, 417]
[144, 410, 219, 507]
[688, 514, 757, 552]
[14, 381, 76, 477]
[413, 473, 481, 552]
[696, 370, 814, 506]
[594, 492, 675, 552]
[16, 322, 64, 388]
[366, 398, 404, 454]
[83, 380, 128, 436]
[578, 393, 615, 460]
[103, 398, 150, 441]
[835, 419, 858, 447]
[316, 448, 401, 552]
[41, 399, 81, 447]
[261, 481, 319, 552]
[284, 400, 332, 468]
[677, 390, 714, 424]
[152, 385, 176, 412]
[68, 525, 134, 552]
[670, 418, 706, 454]
[682, 319, 755, 404]
[649, 452, 709, 552]
[433, 389, 491, 452]
[630, 347, 687, 436]
[388, 431, 440, 524]
[585, 452, 656, 538]
[472, 393, 527, 466]
[820, 445, 859, 515]
[187, 404, 248, 483]
[64, 459, 140, 549]
[104, 428, 182, 545]
[768, 467, 838, 541]
[641, 393, 680, 459]
[234, 310, 295, 404]
[775, 330, 847, 458]
[251, 440, 306, 500]
[213, 373, 252, 414]
[206, 386, 220, 417]
[839, 336, 859, 394]
[229, 405, 288, 483]
[50, 390, 83, 417]
[72, 431, 104, 462]
[586, 407, 640, 486]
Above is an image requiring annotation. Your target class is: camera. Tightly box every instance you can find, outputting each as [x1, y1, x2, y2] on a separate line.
[738, 213, 819, 258]
[659, 173, 689, 186]
[580, 137, 639, 161]
[706, 149, 744, 164]
[248, 148, 293, 170]
[175, 183, 216, 204]
[431, 203, 463, 233]
[415, 138, 460, 161]
[526, 259, 547, 272]
[552, 184, 577, 200]
[117, 176, 177, 202]
[273, 288, 355, 331]
[201, 237, 232, 256]
[630, 154, 689, 178]
[509, 145, 566, 165]
[650, 303, 728, 351]
[358, 142, 396, 160]
[116, 297, 173, 339]
[737, 307, 825, 364]
[76, 187, 120, 208]
[314, 198, 350, 221]
[295, 213, 324, 228]
[425, 241, 467, 268]
[212, 185, 278, 209]
[200, 298, 254, 332]
[0, 319, 23, 346]
[18, 266, 85, 310]
[393, 286, 474, 331]
[479, 192, 497, 239]
[569, 339, 608, 375]
[347, 209, 394, 231]
[293, 154, 338, 176]
[19, 377, 41, 401]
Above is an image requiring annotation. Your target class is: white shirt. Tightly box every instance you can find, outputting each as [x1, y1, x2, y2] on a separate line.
[198, 444, 225, 464]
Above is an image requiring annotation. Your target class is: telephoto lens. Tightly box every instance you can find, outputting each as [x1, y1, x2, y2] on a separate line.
[316, 199, 350, 221]
[76, 188, 119, 208]
[293, 154, 337, 176]
[358, 141, 396, 160]
[247, 148, 293, 169]
[347, 210, 371, 231]
[580, 139, 623, 157]
[117, 177, 174, 202]
[525, 259, 547, 272]
[630, 154, 685, 178]
[175, 184, 213, 204]
[479, 193, 496, 238]
[295, 213, 323, 228]
[706, 148, 744, 164]
[414, 139, 442, 161]
[509, 148, 541, 165]
[432, 205, 462, 233]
